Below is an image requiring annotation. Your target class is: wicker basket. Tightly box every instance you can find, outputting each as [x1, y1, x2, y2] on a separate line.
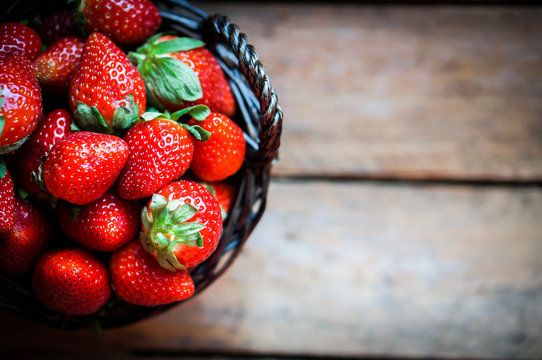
[0, 0, 282, 329]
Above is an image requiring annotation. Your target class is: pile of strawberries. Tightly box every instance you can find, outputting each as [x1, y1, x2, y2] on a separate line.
[0, 0, 246, 316]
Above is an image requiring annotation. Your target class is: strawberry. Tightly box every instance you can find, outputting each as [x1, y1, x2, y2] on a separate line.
[110, 240, 194, 306]
[0, 158, 15, 232]
[58, 190, 140, 252]
[0, 196, 52, 274]
[40, 10, 78, 45]
[140, 180, 223, 271]
[116, 106, 210, 200]
[77, 0, 161, 47]
[32, 248, 111, 315]
[69, 32, 146, 135]
[0, 54, 43, 154]
[129, 35, 236, 117]
[203, 180, 237, 220]
[34, 36, 84, 98]
[0, 23, 42, 61]
[15, 109, 73, 196]
[43, 131, 129, 205]
[188, 112, 246, 182]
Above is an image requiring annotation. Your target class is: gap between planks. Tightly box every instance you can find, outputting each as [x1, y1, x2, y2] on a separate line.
[129, 348, 471, 360]
[270, 173, 542, 188]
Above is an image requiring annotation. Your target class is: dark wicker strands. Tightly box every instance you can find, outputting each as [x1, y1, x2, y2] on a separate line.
[0, 0, 282, 329]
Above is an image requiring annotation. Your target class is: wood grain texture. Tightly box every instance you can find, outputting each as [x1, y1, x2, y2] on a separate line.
[199, 4, 542, 181]
[1, 181, 541, 359]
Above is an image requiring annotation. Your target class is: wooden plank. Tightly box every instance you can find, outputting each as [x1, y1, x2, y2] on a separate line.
[1, 180, 541, 359]
[199, 4, 542, 181]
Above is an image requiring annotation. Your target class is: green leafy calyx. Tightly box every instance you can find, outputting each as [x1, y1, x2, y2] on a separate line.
[139, 105, 211, 142]
[0, 93, 5, 137]
[128, 34, 206, 108]
[0, 158, 6, 178]
[145, 57, 202, 103]
[140, 194, 205, 272]
[73, 101, 109, 133]
[153, 37, 205, 55]
[112, 94, 140, 132]
[171, 104, 210, 121]
[30, 159, 46, 191]
[74, 94, 140, 136]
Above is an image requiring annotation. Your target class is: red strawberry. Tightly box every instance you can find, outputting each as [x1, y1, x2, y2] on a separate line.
[0, 158, 15, 232]
[0, 54, 43, 154]
[203, 180, 237, 219]
[116, 106, 210, 200]
[15, 109, 73, 196]
[129, 35, 236, 117]
[34, 36, 84, 98]
[69, 32, 146, 135]
[0, 23, 42, 61]
[32, 248, 111, 315]
[188, 112, 246, 182]
[110, 240, 194, 306]
[40, 10, 78, 45]
[0, 196, 52, 274]
[43, 131, 129, 205]
[78, 0, 161, 47]
[58, 190, 140, 252]
[140, 180, 223, 271]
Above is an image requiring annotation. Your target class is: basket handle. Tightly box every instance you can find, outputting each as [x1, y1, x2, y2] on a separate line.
[202, 15, 283, 169]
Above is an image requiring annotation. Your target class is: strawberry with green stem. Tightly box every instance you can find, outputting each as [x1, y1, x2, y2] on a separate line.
[69, 32, 146, 135]
[116, 105, 210, 200]
[129, 34, 236, 117]
[188, 112, 246, 182]
[110, 240, 194, 306]
[140, 180, 223, 272]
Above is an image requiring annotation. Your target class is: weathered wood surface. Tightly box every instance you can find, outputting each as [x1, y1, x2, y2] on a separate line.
[1, 181, 542, 359]
[200, 3, 542, 181]
[1, 3, 542, 360]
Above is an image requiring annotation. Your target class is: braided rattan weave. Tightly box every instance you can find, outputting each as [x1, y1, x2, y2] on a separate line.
[0, 0, 282, 329]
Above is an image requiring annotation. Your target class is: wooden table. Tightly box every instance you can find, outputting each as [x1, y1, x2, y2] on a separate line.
[2, 2, 542, 359]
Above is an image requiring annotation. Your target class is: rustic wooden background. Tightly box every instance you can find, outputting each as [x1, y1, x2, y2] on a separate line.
[1, 2, 541, 359]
